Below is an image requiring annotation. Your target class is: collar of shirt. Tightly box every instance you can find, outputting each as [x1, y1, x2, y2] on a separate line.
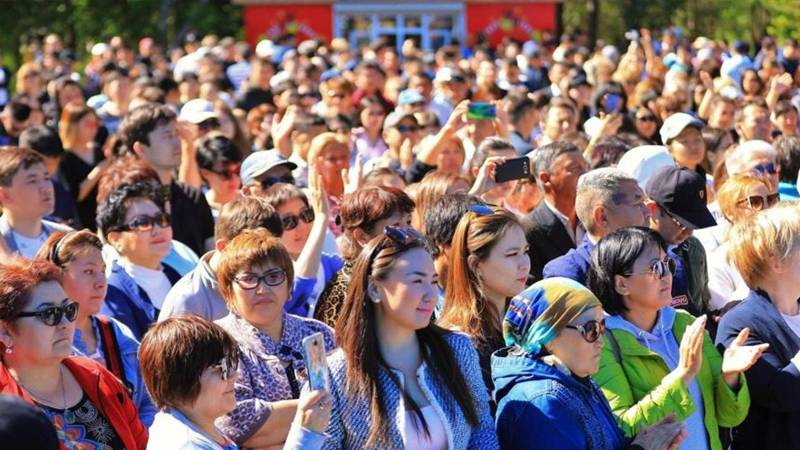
[544, 200, 584, 244]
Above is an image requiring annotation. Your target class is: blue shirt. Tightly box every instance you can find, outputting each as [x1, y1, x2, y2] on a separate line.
[543, 234, 595, 286]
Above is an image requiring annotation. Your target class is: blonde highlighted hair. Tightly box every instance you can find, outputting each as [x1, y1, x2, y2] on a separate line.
[716, 173, 771, 223]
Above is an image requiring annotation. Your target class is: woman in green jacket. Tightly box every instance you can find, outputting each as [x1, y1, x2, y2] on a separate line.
[587, 227, 767, 450]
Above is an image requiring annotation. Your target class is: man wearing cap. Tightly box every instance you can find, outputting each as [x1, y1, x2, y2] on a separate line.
[396, 89, 427, 115]
[432, 67, 471, 124]
[543, 168, 648, 286]
[646, 165, 714, 317]
[661, 112, 707, 175]
[240, 149, 297, 198]
[179, 98, 221, 139]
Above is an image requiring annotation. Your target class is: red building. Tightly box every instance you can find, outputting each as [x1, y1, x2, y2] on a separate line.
[235, 0, 562, 51]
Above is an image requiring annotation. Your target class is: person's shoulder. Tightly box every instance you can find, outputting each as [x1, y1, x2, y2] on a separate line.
[287, 314, 335, 337]
[172, 181, 204, 202]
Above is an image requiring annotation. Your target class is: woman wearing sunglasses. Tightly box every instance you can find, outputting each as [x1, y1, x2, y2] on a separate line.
[263, 173, 343, 317]
[493, 277, 687, 450]
[196, 135, 242, 220]
[141, 315, 331, 450]
[716, 204, 800, 450]
[630, 105, 661, 145]
[36, 230, 156, 427]
[214, 228, 336, 448]
[588, 227, 764, 450]
[97, 182, 181, 340]
[325, 226, 498, 449]
[705, 174, 779, 312]
[0, 258, 147, 450]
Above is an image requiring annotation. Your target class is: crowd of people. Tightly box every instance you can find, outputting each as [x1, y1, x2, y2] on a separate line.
[1, 24, 800, 450]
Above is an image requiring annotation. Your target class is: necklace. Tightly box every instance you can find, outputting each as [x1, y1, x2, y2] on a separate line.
[17, 366, 73, 423]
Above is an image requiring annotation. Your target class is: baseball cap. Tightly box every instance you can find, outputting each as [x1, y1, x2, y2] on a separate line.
[645, 165, 715, 229]
[384, 112, 418, 130]
[659, 112, 704, 145]
[397, 89, 425, 106]
[179, 99, 218, 124]
[240, 150, 297, 187]
[435, 67, 467, 84]
[617, 145, 676, 191]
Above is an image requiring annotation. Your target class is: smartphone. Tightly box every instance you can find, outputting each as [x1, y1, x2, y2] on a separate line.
[467, 102, 497, 120]
[302, 332, 330, 392]
[603, 94, 622, 114]
[494, 157, 531, 183]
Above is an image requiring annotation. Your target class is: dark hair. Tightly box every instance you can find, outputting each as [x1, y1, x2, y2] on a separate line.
[532, 141, 581, 182]
[118, 103, 176, 150]
[96, 156, 162, 204]
[0, 258, 63, 325]
[196, 135, 242, 172]
[96, 182, 167, 240]
[507, 95, 535, 124]
[262, 182, 309, 211]
[423, 193, 486, 252]
[336, 234, 478, 446]
[774, 100, 797, 119]
[0, 146, 45, 187]
[19, 126, 64, 159]
[214, 196, 283, 242]
[587, 226, 668, 315]
[338, 186, 415, 260]
[470, 137, 515, 170]
[356, 60, 386, 79]
[4, 99, 32, 123]
[139, 315, 238, 409]
[774, 135, 800, 184]
[586, 135, 629, 170]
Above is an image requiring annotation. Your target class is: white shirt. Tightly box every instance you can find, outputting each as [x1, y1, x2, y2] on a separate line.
[122, 261, 173, 310]
[10, 229, 48, 259]
[707, 243, 749, 311]
[401, 405, 447, 450]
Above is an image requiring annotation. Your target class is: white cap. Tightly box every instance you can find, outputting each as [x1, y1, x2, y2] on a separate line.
[91, 43, 109, 56]
[178, 99, 218, 124]
[659, 112, 704, 144]
[255, 39, 274, 59]
[617, 145, 676, 191]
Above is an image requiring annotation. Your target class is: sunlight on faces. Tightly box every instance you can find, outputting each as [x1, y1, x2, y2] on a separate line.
[2, 281, 74, 364]
[108, 199, 173, 268]
[231, 261, 290, 329]
[140, 122, 182, 172]
[1, 162, 54, 218]
[374, 247, 439, 331]
[476, 224, 530, 299]
[605, 180, 649, 233]
[546, 306, 604, 377]
[181, 362, 238, 420]
[669, 127, 705, 169]
[277, 198, 313, 258]
[616, 245, 673, 313]
[61, 247, 107, 318]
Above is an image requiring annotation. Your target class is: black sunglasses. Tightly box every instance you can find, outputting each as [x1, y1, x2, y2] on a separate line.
[636, 115, 657, 122]
[15, 301, 79, 327]
[260, 175, 295, 190]
[113, 212, 171, 233]
[234, 268, 287, 290]
[395, 124, 420, 133]
[210, 352, 240, 381]
[565, 319, 605, 343]
[282, 208, 315, 231]
[210, 163, 241, 181]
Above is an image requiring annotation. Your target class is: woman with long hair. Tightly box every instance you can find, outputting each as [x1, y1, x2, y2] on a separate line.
[411, 171, 471, 232]
[437, 206, 530, 392]
[325, 227, 498, 449]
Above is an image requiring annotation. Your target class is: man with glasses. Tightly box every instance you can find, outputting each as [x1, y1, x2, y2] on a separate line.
[646, 165, 716, 317]
[240, 149, 296, 198]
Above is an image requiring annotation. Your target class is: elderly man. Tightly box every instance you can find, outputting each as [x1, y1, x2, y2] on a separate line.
[542, 168, 649, 285]
[525, 142, 588, 281]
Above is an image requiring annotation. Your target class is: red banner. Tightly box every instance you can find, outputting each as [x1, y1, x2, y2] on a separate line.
[243, 4, 333, 47]
[466, 2, 557, 46]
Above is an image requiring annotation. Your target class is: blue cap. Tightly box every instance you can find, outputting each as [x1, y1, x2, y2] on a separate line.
[397, 89, 425, 106]
[240, 150, 297, 187]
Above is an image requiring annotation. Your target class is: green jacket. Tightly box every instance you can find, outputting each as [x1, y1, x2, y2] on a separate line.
[593, 310, 750, 450]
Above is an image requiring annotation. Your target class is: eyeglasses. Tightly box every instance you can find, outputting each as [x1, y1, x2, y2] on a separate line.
[469, 204, 494, 216]
[636, 115, 657, 122]
[210, 354, 240, 381]
[564, 319, 605, 343]
[624, 257, 676, 280]
[210, 164, 241, 181]
[659, 206, 686, 231]
[15, 301, 79, 326]
[259, 175, 295, 190]
[112, 212, 171, 233]
[234, 268, 287, 290]
[395, 124, 420, 133]
[752, 162, 779, 175]
[282, 208, 315, 231]
[738, 192, 780, 210]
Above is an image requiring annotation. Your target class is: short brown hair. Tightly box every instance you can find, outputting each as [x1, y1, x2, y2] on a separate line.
[216, 228, 294, 303]
[338, 186, 415, 260]
[262, 183, 309, 211]
[728, 202, 800, 288]
[0, 146, 45, 187]
[0, 258, 63, 323]
[139, 315, 238, 409]
[215, 196, 283, 242]
[97, 156, 162, 204]
[35, 230, 103, 267]
[118, 103, 176, 150]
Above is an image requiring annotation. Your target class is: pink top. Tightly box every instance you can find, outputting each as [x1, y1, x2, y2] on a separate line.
[401, 405, 448, 450]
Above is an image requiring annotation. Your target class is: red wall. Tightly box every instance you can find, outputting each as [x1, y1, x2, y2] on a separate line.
[243, 4, 333, 46]
[466, 3, 557, 46]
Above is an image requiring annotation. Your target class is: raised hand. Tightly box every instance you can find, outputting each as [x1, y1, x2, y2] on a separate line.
[309, 161, 330, 217]
[721, 327, 769, 388]
[468, 155, 507, 197]
[677, 315, 707, 386]
[341, 152, 364, 195]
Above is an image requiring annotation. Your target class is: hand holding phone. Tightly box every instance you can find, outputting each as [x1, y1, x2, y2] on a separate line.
[494, 157, 531, 183]
[302, 332, 330, 392]
[467, 102, 497, 120]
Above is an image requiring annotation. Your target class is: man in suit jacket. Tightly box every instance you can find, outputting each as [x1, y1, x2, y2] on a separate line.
[525, 142, 588, 281]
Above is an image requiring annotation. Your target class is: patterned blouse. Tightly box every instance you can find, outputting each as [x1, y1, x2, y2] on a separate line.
[41, 394, 126, 450]
[215, 312, 336, 444]
[313, 260, 353, 328]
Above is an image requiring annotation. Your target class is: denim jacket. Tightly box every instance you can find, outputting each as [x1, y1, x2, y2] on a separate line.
[73, 315, 156, 427]
[322, 332, 499, 450]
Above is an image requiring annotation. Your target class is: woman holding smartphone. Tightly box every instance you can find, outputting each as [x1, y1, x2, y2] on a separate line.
[323, 227, 499, 449]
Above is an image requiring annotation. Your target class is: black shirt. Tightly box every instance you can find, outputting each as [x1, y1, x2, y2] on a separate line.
[40, 394, 126, 450]
[59, 148, 105, 231]
[170, 181, 214, 256]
